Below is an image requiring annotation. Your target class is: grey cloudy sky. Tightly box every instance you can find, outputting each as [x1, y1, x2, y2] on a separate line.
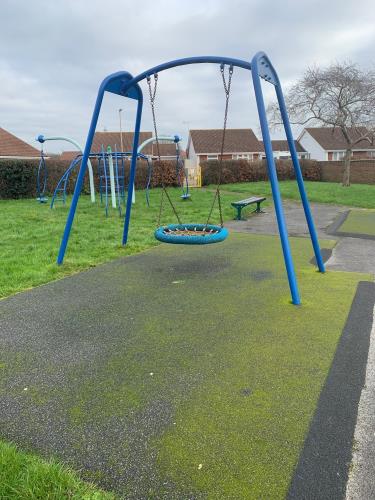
[1, 0, 375, 153]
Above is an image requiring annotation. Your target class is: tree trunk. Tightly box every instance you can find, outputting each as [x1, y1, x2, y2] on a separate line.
[342, 148, 352, 186]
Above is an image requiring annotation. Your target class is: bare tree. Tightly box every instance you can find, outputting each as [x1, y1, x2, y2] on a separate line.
[268, 62, 375, 186]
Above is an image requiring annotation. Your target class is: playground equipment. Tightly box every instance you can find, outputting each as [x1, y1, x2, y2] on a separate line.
[98, 134, 183, 207]
[155, 223, 227, 244]
[147, 69, 225, 244]
[140, 134, 188, 206]
[98, 146, 126, 217]
[49, 133, 183, 212]
[36, 135, 95, 203]
[36, 148, 48, 203]
[56, 53, 326, 305]
[175, 140, 190, 200]
[50, 155, 82, 207]
[51, 149, 147, 214]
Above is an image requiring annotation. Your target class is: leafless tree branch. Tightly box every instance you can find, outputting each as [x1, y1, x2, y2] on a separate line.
[267, 61, 375, 185]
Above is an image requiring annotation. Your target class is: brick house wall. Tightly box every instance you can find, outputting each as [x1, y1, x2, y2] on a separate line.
[352, 151, 374, 159]
[198, 153, 262, 162]
[320, 160, 375, 184]
[327, 151, 375, 161]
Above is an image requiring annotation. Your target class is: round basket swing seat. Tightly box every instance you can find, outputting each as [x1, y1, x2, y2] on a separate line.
[155, 223, 228, 245]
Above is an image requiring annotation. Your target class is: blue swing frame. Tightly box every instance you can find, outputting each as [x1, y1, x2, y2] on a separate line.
[56, 52, 325, 305]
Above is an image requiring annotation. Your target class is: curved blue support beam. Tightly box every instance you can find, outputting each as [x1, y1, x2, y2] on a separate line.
[122, 92, 143, 244]
[119, 56, 253, 96]
[50, 155, 82, 208]
[57, 71, 141, 264]
[253, 52, 325, 275]
[275, 83, 325, 273]
[251, 52, 300, 305]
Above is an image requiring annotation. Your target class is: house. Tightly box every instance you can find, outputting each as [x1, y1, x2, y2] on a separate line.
[186, 129, 264, 166]
[91, 131, 181, 160]
[0, 127, 40, 159]
[298, 127, 375, 161]
[260, 140, 309, 160]
[60, 151, 80, 161]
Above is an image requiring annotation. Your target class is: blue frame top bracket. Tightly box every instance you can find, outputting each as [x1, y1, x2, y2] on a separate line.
[103, 71, 141, 100]
[253, 52, 279, 86]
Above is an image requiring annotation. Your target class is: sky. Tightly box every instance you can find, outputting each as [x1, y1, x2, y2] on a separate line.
[1, 0, 375, 153]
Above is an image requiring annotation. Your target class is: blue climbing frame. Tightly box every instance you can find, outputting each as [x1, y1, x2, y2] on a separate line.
[56, 52, 325, 305]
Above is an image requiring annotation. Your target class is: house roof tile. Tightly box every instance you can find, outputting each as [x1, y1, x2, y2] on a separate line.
[189, 129, 263, 154]
[269, 140, 306, 153]
[305, 127, 375, 150]
[0, 127, 40, 157]
[60, 150, 80, 161]
[92, 131, 153, 154]
[91, 131, 180, 157]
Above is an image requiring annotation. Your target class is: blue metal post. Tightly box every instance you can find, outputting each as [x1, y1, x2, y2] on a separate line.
[276, 84, 325, 273]
[251, 56, 301, 305]
[114, 145, 122, 217]
[57, 88, 105, 265]
[122, 92, 143, 244]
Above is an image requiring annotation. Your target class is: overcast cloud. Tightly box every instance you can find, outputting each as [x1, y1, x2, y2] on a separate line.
[1, 0, 375, 153]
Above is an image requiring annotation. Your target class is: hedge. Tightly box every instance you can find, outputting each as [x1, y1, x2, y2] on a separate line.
[201, 159, 321, 185]
[0, 158, 322, 199]
[0, 158, 182, 199]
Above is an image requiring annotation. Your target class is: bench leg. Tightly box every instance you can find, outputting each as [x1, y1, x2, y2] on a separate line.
[234, 206, 243, 220]
[253, 201, 266, 214]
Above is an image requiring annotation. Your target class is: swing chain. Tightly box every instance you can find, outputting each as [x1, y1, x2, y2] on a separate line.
[147, 74, 182, 226]
[206, 64, 233, 227]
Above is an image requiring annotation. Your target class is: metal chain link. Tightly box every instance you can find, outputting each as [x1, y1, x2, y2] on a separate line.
[147, 74, 182, 226]
[206, 64, 233, 227]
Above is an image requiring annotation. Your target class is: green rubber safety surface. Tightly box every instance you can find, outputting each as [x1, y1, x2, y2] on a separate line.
[0, 233, 371, 498]
[339, 209, 375, 237]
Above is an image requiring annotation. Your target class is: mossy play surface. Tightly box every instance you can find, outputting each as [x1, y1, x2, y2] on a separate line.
[339, 209, 375, 237]
[0, 232, 370, 498]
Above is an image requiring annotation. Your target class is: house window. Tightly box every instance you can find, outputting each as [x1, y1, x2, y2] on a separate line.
[331, 151, 346, 160]
[367, 151, 375, 158]
[232, 153, 252, 160]
[207, 154, 218, 161]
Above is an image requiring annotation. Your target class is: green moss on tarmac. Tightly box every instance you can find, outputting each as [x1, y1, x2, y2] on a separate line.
[340, 209, 375, 236]
[148, 235, 370, 498]
[1, 233, 370, 498]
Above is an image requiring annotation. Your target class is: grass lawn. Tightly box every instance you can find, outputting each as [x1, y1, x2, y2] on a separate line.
[0, 188, 236, 299]
[1, 181, 373, 299]
[0, 441, 114, 499]
[215, 180, 375, 208]
[339, 209, 375, 236]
